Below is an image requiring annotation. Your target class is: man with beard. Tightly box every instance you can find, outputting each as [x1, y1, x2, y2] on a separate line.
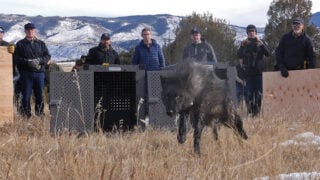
[85, 33, 120, 65]
[275, 17, 316, 78]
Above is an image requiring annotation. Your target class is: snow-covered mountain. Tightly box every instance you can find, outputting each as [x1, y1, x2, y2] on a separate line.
[0, 14, 182, 61]
[0, 13, 319, 61]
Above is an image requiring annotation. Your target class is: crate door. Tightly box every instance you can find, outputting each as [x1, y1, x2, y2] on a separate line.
[49, 71, 94, 134]
[147, 70, 176, 129]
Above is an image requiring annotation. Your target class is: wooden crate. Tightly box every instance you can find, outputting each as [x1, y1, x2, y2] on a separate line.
[0, 47, 13, 125]
[262, 69, 320, 119]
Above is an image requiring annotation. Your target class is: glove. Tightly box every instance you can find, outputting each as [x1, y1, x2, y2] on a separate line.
[280, 67, 289, 78]
[7, 44, 15, 54]
[27, 58, 41, 70]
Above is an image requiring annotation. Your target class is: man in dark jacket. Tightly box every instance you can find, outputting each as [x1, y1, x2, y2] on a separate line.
[276, 17, 316, 77]
[182, 27, 217, 64]
[85, 33, 120, 65]
[13, 23, 51, 118]
[237, 24, 270, 117]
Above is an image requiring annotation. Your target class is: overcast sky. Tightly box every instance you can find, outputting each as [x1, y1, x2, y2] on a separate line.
[2, 0, 320, 27]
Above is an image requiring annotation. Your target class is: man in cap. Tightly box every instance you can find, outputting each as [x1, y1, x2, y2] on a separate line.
[13, 22, 51, 118]
[237, 24, 270, 117]
[85, 33, 120, 65]
[275, 17, 316, 78]
[182, 27, 217, 64]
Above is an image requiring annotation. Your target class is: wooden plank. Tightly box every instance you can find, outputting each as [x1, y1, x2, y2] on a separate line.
[262, 69, 320, 118]
[0, 107, 13, 126]
[0, 95, 13, 106]
[0, 47, 13, 124]
[0, 65, 13, 92]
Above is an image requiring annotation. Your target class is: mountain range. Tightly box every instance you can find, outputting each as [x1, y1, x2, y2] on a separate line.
[0, 13, 319, 61]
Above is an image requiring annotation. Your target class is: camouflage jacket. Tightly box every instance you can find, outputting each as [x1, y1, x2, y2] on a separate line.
[237, 38, 270, 75]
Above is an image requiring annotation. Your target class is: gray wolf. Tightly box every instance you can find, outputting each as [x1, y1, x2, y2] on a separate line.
[160, 62, 248, 154]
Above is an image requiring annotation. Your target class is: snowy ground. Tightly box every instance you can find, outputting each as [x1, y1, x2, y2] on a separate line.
[255, 132, 320, 179]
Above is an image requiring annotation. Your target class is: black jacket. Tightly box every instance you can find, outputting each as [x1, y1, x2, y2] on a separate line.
[276, 31, 316, 70]
[13, 38, 51, 72]
[85, 44, 120, 65]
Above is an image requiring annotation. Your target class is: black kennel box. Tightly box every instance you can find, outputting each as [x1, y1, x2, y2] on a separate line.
[49, 65, 145, 133]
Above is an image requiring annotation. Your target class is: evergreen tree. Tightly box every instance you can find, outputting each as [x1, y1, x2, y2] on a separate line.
[162, 12, 238, 65]
[264, 0, 320, 69]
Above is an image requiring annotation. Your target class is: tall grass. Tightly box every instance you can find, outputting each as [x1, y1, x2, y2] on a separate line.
[1, 113, 320, 179]
[4, 67, 319, 179]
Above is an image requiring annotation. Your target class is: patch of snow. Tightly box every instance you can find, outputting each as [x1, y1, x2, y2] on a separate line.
[280, 132, 320, 147]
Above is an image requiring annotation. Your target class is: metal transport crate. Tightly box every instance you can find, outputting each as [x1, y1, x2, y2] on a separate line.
[50, 65, 145, 134]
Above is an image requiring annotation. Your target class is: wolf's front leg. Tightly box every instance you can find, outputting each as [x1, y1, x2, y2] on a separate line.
[177, 111, 188, 144]
[193, 116, 204, 155]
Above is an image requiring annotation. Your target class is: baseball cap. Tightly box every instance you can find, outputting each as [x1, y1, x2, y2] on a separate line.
[24, 23, 36, 30]
[292, 17, 304, 24]
[101, 33, 111, 40]
[190, 27, 201, 34]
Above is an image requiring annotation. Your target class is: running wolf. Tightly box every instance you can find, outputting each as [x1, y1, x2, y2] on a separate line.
[160, 62, 248, 154]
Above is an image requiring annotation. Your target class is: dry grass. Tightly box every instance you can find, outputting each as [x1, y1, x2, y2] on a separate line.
[1, 112, 320, 180]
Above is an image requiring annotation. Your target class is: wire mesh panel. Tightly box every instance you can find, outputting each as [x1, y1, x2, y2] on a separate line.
[227, 66, 237, 104]
[214, 63, 237, 104]
[147, 70, 176, 129]
[49, 71, 94, 134]
[94, 72, 136, 131]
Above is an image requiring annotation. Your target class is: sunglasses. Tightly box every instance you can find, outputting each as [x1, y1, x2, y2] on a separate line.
[292, 22, 301, 25]
[0, 31, 4, 33]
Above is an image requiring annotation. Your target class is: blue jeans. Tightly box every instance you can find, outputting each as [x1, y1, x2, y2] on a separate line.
[246, 75, 262, 116]
[20, 71, 45, 117]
